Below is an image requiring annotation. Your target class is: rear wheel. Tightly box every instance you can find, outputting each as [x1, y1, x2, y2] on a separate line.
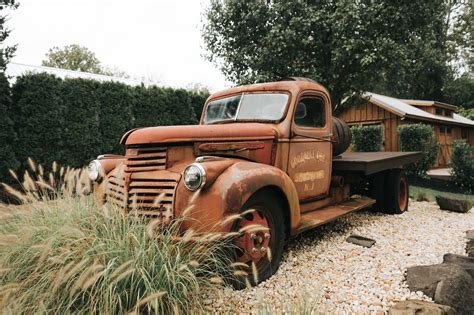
[370, 169, 409, 214]
[230, 191, 286, 289]
[385, 169, 409, 214]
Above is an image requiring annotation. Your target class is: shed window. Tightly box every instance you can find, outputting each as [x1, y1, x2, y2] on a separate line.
[446, 127, 452, 134]
[439, 126, 445, 133]
[435, 108, 444, 116]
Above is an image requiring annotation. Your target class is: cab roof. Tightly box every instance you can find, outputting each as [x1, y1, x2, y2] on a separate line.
[208, 79, 330, 101]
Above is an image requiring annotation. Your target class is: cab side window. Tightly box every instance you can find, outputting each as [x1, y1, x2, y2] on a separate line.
[294, 97, 325, 128]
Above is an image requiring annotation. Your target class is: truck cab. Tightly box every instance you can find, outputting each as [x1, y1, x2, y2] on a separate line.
[89, 78, 421, 286]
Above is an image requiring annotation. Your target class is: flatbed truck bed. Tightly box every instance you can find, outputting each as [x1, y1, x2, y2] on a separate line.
[332, 152, 423, 175]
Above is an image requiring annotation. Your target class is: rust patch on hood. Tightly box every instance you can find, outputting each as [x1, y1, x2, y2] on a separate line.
[122, 123, 278, 145]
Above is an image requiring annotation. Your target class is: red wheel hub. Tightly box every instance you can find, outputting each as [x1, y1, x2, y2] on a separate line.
[233, 210, 271, 265]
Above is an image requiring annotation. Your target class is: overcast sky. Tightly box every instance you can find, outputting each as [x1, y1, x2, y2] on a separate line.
[4, 0, 230, 92]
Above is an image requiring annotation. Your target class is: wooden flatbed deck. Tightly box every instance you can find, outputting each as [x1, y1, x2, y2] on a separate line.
[332, 152, 422, 175]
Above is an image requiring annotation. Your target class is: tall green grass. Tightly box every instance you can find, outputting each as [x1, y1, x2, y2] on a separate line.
[0, 161, 230, 314]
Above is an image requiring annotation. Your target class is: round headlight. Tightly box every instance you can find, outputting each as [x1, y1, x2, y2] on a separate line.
[88, 160, 104, 182]
[183, 163, 206, 191]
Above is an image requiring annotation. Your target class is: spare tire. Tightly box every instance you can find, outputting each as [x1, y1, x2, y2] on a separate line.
[332, 117, 351, 156]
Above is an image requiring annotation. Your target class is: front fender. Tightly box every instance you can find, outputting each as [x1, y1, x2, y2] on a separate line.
[175, 160, 300, 234]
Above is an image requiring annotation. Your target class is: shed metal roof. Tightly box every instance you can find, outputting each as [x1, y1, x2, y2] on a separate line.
[364, 92, 474, 127]
[401, 99, 458, 111]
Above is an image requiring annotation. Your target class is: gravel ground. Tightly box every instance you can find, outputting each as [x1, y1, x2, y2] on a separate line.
[205, 200, 473, 314]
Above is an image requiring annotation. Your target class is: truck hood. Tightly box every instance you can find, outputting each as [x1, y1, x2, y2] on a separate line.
[121, 123, 278, 145]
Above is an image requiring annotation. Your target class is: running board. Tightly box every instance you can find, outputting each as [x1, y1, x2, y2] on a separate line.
[296, 197, 375, 234]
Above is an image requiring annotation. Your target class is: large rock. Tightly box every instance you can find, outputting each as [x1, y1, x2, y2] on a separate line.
[435, 196, 472, 213]
[406, 263, 474, 314]
[389, 300, 456, 315]
[443, 254, 474, 278]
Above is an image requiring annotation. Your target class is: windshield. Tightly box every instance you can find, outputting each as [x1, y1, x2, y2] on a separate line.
[203, 93, 289, 124]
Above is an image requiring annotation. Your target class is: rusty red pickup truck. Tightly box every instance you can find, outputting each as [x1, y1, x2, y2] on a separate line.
[88, 77, 421, 285]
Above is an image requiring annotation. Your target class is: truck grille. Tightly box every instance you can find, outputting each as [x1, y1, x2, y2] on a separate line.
[106, 174, 127, 211]
[126, 146, 167, 172]
[128, 178, 177, 219]
[105, 173, 177, 221]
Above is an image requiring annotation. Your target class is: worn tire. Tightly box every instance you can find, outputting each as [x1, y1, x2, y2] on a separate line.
[230, 191, 286, 289]
[384, 169, 409, 214]
[332, 117, 351, 156]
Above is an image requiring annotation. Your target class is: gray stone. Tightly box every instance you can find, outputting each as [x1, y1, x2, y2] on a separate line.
[389, 300, 456, 315]
[435, 196, 472, 213]
[406, 263, 474, 314]
[443, 254, 474, 278]
[346, 234, 376, 248]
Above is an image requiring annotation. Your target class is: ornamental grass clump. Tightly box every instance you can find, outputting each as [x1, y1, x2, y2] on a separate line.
[0, 161, 231, 314]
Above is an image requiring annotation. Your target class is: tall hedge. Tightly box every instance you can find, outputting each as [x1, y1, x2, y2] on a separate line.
[133, 86, 197, 127]
[397, 124, 439, 176]
[190, 92, 209, 123]
[351, 125, 383, 152]
[450, 139, 473, 193]
[62, 78, 103, 167]
[96, 82, 134, 155]
[0, 73, 208, 184]
[0, 73, 18, 182]
[11, 73, 65, 170]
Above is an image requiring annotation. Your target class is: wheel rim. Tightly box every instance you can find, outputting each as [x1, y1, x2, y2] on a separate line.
[233, 208, 272, 268]
[398, 177, 408, 211]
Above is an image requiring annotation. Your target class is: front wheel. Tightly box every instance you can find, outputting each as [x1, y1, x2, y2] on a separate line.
[230, 191, 286, 289]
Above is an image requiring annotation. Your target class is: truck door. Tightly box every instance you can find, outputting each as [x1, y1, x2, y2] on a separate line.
[287, 92, 332, 201]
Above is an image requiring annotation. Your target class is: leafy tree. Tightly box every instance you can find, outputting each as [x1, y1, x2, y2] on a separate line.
[449, 0, 473, 73]
[444, 74, 474, 110]
[42, 44, 104, 73]
[202, 0, 453, 106]
[0, 0, 19, 70]
[101, 66, 131, 79]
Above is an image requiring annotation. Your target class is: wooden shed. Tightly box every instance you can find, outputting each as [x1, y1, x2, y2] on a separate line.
[337, 93, 474, 168]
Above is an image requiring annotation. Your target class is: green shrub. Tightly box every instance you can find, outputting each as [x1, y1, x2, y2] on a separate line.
[397, 124, 439, 176]
[11, 73, 65, 171]
[351, 125, 383, 152]
[0, 167, 228, 313]
[450, 139, 474, 192]
[0, 73, 18, 183]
